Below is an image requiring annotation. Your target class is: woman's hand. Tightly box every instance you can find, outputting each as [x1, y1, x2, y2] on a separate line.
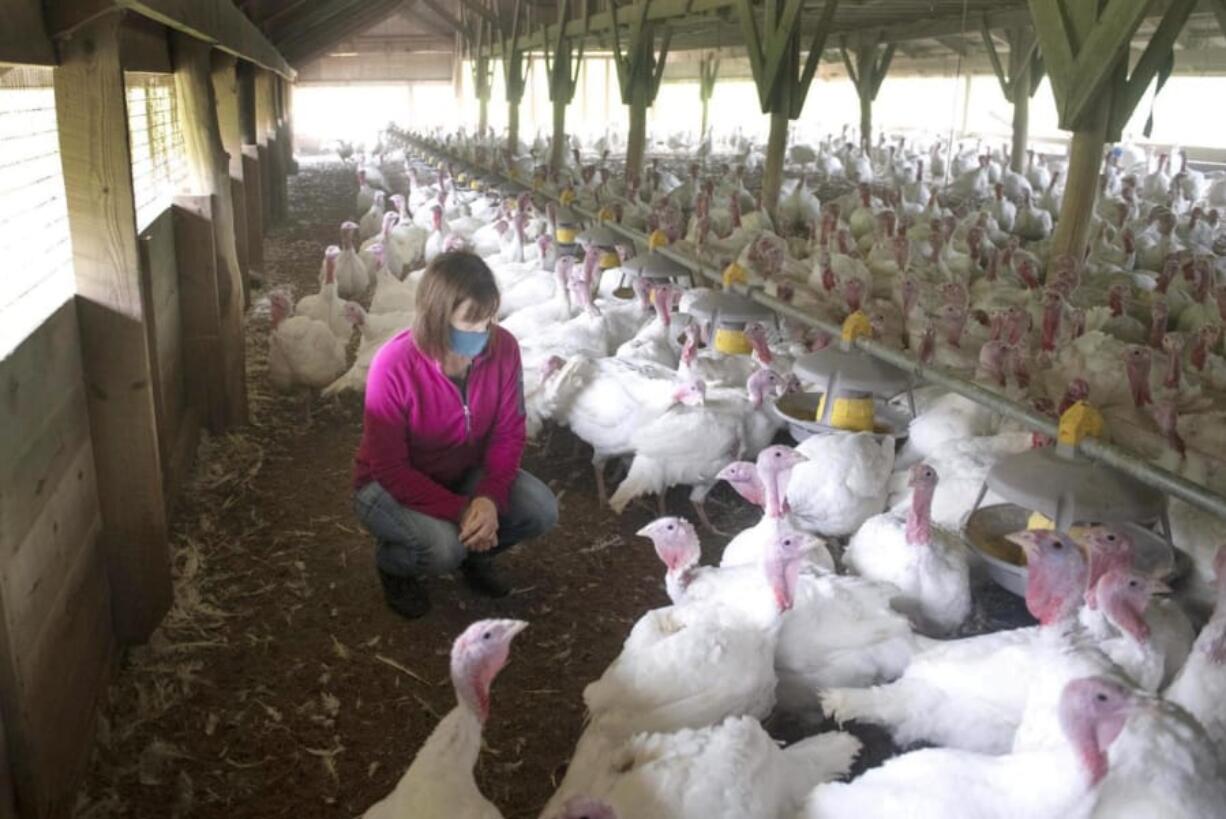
[459, 496, 499, 551]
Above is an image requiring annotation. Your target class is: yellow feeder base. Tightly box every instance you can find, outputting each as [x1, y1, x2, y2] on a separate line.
[599, 251, 620, 269]
[714, 327, 753, 355]
[816, 393, 876, 432]
[469, 180, 481, 190]
[722, 262, 748, 287]
[556, 227, 578, 244]
[1027, 511, 1056, 530]
[648, 229, 669, 250]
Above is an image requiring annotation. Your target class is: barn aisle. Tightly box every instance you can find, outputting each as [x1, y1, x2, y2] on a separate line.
[72, 161, 756, 818]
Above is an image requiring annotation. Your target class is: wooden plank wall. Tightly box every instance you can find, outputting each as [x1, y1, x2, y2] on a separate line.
[0, 303, 111, 818]
[138, 210, 201, 506]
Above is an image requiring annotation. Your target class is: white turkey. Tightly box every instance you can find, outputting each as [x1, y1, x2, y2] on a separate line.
[362, 619, 526, 819]
[801, 676, 1136, 819]
[844, 462, 972, 636]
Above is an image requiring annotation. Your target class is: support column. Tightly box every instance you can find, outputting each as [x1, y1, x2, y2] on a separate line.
[1049, 95, 1108, 259]
[53, 11, 171, 645]
[739, 0, 840, 221]
[236, 62, 264, 275]
[840, 32, 894, 151]
[698, 53, 719, 141]
[762, 111, 788, 219]
[611, 5, 671, 185]
[170, 31, 248, 431]
[496, 0, 528, 155]
[211, 53, 248, 294]
[626, 98, 648, 183]
[981, 23, 1042, 173]
[541, 0, 587, 173]
[1011, 63, 1030, 172]
[1029, 0, 1196, 259]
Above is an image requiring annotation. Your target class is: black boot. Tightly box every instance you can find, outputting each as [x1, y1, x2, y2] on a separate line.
[378, 569, 431, 619]
[460, 556, 511, 598]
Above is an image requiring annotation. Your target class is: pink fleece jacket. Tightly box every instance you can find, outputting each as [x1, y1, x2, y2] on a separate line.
[353, 327, 526, 523]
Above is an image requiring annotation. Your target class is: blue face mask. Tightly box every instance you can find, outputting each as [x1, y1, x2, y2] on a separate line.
[449, 326, 490, 357]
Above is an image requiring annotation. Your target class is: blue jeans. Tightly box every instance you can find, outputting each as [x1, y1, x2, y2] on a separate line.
[353, 470, 558, 578]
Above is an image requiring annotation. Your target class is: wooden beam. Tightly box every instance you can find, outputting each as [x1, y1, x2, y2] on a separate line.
[49, 0, 295, 78]
[119, 13, 173, 72]
[419, 0, 466, 33]
[0, 0, 55, 65]
[267, 0, 371, 44]
[172, 196, 229, 434]
[283, 0, 406, 65]
[259, 0, 313, 29]
[53, 11, 172, 645]
[170, 31, 248, 429]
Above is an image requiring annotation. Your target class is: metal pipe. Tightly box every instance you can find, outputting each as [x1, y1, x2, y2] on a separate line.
[409, 136, 1226, 522]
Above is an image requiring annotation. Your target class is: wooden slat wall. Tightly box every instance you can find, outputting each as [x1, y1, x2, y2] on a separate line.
[0, 302, 111, 818]
[138, 209, 201, 505]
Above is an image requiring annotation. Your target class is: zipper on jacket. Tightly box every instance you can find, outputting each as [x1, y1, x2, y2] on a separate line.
[442, 356, 481, 442]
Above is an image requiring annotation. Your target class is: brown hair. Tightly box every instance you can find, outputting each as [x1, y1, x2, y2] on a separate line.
[412, 251, 501, 360]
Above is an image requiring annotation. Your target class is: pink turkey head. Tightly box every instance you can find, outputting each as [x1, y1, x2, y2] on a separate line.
[1191, 324, 1222, 371]
[636, 516, 701, 575]
[905, 463, 938, 546]
[672, 379, 706, 407]
[755, 444, 807, 518]
[1123, 346, 1152, 410]
[1058, 378, 1091, 416]
[763, 531, 817, 612]
[450, 619, 528, 723]
[1152, 399, 1185, 458]
[746, 367, 785, 408]
[1006, 529, 1088, 626]
[1107, 284, 1127, 317]
[538, 355, 567, 387]
[1162, 333, 1185, 390]
[716, 461, 765, 509]
[1058, 676, 1136, 786]
[1098, 568, 1168, 645]
[1080, 526, 1137, 610]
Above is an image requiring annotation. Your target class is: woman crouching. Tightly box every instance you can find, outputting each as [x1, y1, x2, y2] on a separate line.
[353, 251, 558, 618]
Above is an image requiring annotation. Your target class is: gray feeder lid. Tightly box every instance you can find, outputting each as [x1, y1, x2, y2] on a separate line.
[556, 206, 582, 226]
[686, 290, 774, 324]
[621, 251, 692, 280]
[577, 223, 619, 247]
[793, 345, 913, 397]
[983, 446, 1167, 532]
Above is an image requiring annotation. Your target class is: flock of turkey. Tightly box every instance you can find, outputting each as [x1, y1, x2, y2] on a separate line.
[266, 124, 1226, 817]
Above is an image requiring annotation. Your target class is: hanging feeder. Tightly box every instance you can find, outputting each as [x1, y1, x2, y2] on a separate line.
[577, 222, 622, 271]
[685, 273, 776, 355]
[615, 230, 696, 299]
[963, 401, 1179, 597]
[774, 311, 915, 440]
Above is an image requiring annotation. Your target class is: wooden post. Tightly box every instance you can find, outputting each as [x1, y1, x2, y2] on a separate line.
[255, 68, 278, 224]
[242, 146, 264, 274]
[1028, 0, 1196, 259]
[611, 2, 671, 184]
[739, 0, 840, 220]
[53, 11, 171, 645]
[1011, 62, 1030, 172]
[762, 110, 788, 219]
[170, 31, 248, 430]
[495, 0, 528, 155]
[981, 23, 1042, 173]
[464, 13, 494, 135]
[541, 0, 587, 172]
[698, 53, 719, 141]
[626, 97, 648, 182]
[173, 195, 228, 433]
[840, 32, 894, 151]
[211, 52, 249, 296]
[237, 60, 257, 144]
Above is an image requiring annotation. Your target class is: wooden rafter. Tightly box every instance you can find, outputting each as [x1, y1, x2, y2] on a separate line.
[284, 0, 406, 64]
[47, 0, 295, 77]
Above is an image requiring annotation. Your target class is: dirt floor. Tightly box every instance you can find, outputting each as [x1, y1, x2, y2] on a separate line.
[72, 160, 772, 819]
